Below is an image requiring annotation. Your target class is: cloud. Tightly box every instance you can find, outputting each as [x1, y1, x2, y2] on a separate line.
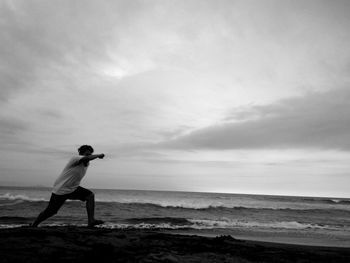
[0, 118, 28, 154]
[1, 0, 350, 106]
[0, 0, 155, 100]
[0, 117, 36, 152]
[159, 88, 350, 151]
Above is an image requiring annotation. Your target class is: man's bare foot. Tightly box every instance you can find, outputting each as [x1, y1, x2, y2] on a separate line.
[87, 219, 104, 228]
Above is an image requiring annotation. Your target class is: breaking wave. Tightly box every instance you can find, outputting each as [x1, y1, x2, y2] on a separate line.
[1, 193, 349, 214]
[0, 193, 47, 202]
[1, 216, 341, 231]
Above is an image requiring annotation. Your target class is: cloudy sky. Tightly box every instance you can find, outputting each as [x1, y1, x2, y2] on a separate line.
[1, 0, 350, 197]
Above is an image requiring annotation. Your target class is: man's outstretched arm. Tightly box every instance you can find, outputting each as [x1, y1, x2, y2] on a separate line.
[78, 154, 105, 165]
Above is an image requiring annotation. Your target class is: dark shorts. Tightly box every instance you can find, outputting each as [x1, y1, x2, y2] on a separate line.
[45, 187, 93, 214]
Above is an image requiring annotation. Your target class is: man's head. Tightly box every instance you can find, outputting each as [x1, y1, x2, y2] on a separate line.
[78, 145, 94, 156]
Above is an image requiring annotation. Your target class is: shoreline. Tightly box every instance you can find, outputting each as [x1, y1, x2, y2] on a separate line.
[165, 229, 350, 248]
[2, 223, 349, 248]
[1, 226, 350, 263]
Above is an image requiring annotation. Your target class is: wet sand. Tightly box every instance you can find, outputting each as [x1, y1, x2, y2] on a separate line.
[1, 226, 349, 262]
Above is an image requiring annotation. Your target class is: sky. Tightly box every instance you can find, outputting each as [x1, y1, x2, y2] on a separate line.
[1, 0, 350, 197]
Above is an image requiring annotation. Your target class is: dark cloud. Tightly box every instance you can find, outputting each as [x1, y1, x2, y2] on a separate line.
[160, 88, 350, 151]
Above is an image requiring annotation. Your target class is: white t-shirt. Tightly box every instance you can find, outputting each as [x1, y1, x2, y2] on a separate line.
[52, 156, 89, 195]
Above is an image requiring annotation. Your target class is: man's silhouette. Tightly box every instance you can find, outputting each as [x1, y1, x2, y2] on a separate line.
[32, 145, 105, 227]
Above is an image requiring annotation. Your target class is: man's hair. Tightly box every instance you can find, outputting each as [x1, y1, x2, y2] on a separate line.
[78, 145, 94, 155]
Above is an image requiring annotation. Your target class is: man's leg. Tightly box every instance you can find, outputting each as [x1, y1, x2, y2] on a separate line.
[32, 209, 54, 227]
[32, 194, 65, 227]
[85, 193, 104, 227]
[70, 187, 103, 227]
[86, 192, 95, 225]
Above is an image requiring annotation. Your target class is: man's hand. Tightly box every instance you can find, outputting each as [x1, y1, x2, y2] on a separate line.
[99, 154, 105, 159]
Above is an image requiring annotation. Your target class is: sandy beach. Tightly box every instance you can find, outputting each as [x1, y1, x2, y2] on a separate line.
[1, 226, 349, 263]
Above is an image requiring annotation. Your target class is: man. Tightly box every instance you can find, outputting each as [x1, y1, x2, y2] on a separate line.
[32, 145, 105, 227]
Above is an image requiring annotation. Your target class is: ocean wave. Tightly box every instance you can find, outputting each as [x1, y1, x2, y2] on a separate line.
[0, 224, 24, 229]
[77, 219, 346, 231]
[327, 199, 350, 205]
[101, 202, 350, 216]
[2, 192, 348, 214]
[124, 217, 342, 230]
[0, 200, 24, 207]
[301, 197, 350, 205]
[1, 192, 349, 211]
[114, 217, 346, 231]
[0, 217, 347, 231]
[0, 193, 47, 202]
[93, 198, 350, 210]
[125, 217, 192, 226]
[187, 219, 337, 230]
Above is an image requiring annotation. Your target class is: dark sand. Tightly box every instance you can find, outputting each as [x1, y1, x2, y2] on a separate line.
[1, 227, 349, 263]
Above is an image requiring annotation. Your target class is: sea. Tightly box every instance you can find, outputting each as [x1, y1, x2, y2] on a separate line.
[1, 186, 349, 247]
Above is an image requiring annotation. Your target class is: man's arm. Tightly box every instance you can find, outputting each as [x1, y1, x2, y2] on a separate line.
[78, 154, 105, 165]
